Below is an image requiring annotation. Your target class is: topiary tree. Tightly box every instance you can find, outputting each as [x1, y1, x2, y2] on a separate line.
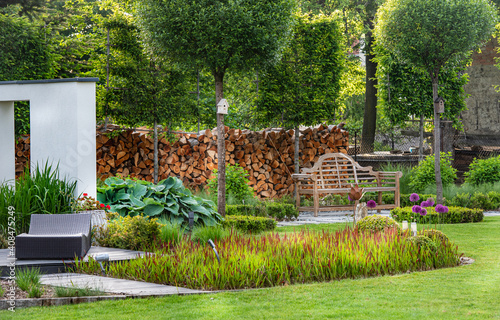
[135, 0, 297, 216]
[256, 12, 344, 175]
[375, 0, 497, 204]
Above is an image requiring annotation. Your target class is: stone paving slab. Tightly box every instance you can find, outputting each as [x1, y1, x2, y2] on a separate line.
[41, 273, 207, 296]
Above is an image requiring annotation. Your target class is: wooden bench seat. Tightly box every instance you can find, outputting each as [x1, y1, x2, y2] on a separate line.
[291, 153, 402, 216]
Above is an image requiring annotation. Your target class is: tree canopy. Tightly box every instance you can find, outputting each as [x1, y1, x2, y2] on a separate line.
[375, 0, 497, 204]
[376, 0, 497, 79]
[256, 13, 345, 130]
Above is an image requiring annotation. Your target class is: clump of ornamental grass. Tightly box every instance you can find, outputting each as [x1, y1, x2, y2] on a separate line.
[191, 225, 230, 244]
[73, 227, 461, 291]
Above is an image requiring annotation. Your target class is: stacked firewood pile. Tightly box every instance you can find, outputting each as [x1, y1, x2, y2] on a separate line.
[15, 124, 349, 198]
[15, 136, 30, 177]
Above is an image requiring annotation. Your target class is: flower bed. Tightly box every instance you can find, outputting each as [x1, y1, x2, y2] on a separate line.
[74, 227, 460, 290]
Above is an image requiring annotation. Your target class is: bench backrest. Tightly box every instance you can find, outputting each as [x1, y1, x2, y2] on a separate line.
[301, 153, 377, 189]
[28, 213, 92, 236]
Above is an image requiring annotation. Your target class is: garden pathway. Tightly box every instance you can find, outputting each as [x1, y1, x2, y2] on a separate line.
[277, 210, 500, 227]
[40, 273, 208, 296]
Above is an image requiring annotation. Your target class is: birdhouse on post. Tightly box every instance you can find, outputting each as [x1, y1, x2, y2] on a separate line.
[217, 99, 229, 114]
[434, 96, 445, 114]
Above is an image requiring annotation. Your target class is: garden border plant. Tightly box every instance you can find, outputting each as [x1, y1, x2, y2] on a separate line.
[74, 226, 460, 291]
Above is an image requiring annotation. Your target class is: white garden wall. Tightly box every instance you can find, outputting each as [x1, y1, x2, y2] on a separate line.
[0, 78, 98, 198]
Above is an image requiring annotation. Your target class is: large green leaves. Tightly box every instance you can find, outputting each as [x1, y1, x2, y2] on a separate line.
[98, 177, 222, 226]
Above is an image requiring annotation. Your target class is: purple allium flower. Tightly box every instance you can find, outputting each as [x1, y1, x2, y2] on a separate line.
[443, 206, 449, 213]
[427, 198, 435, 206]
[435, 204, 446, 213]
[420, 208, 427, 216]
[421, 200, 431, 207]
[409, 193, 420, 202]
[367, 200, 377, 208]
[412, 205, 422, 214]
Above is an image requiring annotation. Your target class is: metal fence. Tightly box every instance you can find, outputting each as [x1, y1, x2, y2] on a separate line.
[348, 124, 500, 182]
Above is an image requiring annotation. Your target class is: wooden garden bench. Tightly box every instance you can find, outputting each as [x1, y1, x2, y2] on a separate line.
[291, 153, 402, 216]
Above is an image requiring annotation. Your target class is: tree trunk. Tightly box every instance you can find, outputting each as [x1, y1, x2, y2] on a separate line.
[153, 119, 158, 184]
[214, 71, 226, 216]
[419, 113, 424, 162]
[432, 78, 443, 204]
[294, 125, 300, 175]
[361, 27, 378, 153]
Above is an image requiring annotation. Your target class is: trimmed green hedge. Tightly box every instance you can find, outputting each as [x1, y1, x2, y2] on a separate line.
[222, 215, 276, 234]
[226, 202, 299, 221]
[391, 206, 484, 224]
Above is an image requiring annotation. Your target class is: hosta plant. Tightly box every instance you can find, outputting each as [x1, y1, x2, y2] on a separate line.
[97, 177, 222, 226]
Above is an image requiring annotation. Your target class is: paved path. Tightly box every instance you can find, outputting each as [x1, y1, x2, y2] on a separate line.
[278, 210, 500, 227]
[41, 273, 207, 296]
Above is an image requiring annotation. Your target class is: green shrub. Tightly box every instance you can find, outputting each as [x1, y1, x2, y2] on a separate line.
[408, 235, 437, 252]
[409, 152, 457, 192]
[391, 206, 484, 224]
[356, 215, 402, 233]
[447, 191, 500, 210]
[265, 202, 299, 220]
[464, 155, 500, 185]
[95, 215, 160, 250]
[158, 221, 185, 246]
[191, 225, 230, 243]
[222, 215, 276, 234]
[207, 164, 255, 202]
[419, 229, 450, 245]
[400, 194, 436, 207]
[487, 191, 500, 208]
[97, 176, 222, 227]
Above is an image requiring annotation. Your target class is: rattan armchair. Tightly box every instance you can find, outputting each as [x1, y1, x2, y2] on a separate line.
[15, 213, 91, 260]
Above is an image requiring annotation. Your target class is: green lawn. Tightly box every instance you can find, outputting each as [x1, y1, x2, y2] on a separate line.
[6, 217, 500, 319]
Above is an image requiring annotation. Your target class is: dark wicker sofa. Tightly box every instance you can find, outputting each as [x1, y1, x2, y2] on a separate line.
[15, 213, 91, 260]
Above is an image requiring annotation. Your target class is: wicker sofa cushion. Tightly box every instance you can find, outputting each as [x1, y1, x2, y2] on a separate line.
[15, 214, 91, 260]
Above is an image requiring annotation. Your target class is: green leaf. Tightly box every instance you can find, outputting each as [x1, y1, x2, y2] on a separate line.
[143, 204, 164, 216]
[105, 177, 126, 187]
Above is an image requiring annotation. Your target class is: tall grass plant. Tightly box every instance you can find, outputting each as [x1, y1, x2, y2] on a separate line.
[0, 163, 77, 233]
[379, 162, 413, 195]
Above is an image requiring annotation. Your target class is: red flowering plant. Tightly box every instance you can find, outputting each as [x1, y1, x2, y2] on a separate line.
[74, 193, 111, 212]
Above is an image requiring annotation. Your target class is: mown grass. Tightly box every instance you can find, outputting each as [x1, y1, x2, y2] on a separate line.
[6, 216, 500, 320]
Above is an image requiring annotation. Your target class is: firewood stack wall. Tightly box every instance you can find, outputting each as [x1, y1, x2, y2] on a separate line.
[15, 124, 349, 198]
